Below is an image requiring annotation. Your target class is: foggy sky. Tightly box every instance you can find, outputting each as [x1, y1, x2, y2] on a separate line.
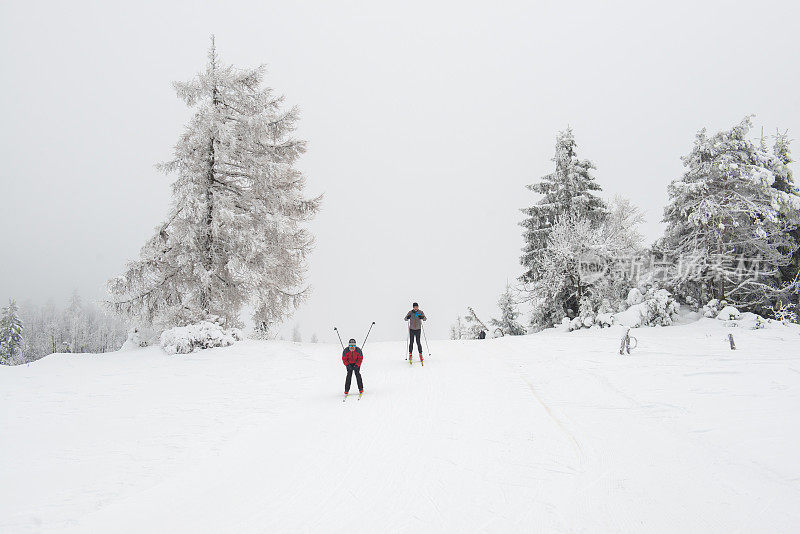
[2, 0, 798, 343]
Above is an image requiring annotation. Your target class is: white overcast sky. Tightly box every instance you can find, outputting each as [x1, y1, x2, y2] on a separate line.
[2, 0, 798, 343]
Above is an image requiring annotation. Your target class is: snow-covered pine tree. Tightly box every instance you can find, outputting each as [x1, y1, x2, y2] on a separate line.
[490, 284, 526, 336]
[463, 307, 489, 339]
[659, 117, 800, 312]
[107, 38, 320, 334]
[449, 315, 465, 340]
[1, 299, 24, 364]
[65, 291, 88, 353]
[528, 214, 599, 327]
[520, 128, 607, 283]
[769, 130, 800, 311]
[292, 324, 302, 342]
[527, 197, 645, 329]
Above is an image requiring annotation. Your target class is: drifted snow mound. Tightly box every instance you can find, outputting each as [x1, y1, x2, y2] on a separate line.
[160, 321, 243, 355]
[716, 306, 741, 321]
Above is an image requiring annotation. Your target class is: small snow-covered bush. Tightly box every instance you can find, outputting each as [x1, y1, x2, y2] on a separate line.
[716, 306, 741, 321]
[596, 312, 614, 328]
[770, 302, 797, 325]
[614, 287, 680, 327]
[644, 288, 680, 326]
[160, 319, 243, 355]
[752, 314, 766, 330]
[701, 299, 728, 318]
[568, 317, 583, 332]
[626, 288, 644, 306]
[121, 328, 145, 351]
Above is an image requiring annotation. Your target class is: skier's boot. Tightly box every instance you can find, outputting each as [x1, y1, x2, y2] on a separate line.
[419, 353, 424, 366]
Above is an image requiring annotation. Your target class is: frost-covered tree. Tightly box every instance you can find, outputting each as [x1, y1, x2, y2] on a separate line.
[65, 291, 88, 353]
[490, 285, 526, 336]
[463, 307, 489, 339]
[768, 129, 800, 309]
[292, 324, 302, 342]
[528, 197, 645, 329]
[520, 128, 607, 283]
[310, 333, 318, 343]
[107, 38, 320, 334]
[659, 117, 800, 311]
[449, 315, 465, 340]
[1, 299, 24, 364]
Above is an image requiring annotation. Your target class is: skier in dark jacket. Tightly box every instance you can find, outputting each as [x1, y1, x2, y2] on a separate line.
[404, 302, 427, 363]
[342, 338, 364, 395]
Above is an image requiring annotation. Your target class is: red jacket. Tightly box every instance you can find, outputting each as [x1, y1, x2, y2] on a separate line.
[342, 347, 363, 366]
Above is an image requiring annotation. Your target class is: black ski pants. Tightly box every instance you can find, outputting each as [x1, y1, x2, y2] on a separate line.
[345, 363, 363, 393]
[409, 328, 422, 354]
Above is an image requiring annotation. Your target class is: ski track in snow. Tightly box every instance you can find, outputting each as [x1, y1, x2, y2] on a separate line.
[2, 319, 799, 533]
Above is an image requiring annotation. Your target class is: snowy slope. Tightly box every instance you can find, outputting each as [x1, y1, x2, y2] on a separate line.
[2, 320, 799, 533]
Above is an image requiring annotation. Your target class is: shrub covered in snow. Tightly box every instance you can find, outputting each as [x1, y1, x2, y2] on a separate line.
[770, 302, 797, 325]
[614, 287, 680, 327]
[160, 319, 243, 355]
[626, 288, 644, 307]
[645, 288, 680, 326]
[716, 306, 741, 321]
[701, 299, 727, 318]
[596, 312, 614, 328]
[120, 328, 146, 351]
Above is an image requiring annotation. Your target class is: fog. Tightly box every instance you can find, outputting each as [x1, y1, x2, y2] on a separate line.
[2, 0, 798, 342]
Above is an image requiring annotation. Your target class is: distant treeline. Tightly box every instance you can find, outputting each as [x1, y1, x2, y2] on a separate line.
[1, 292, 128, 365]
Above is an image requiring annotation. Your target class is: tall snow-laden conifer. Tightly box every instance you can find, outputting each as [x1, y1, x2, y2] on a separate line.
[107, 38, 320, 333]
[1, 299, 24, 364]
[520, 128, 606, 283]
[659, 117, 800, 311]
[769, 130, 800, 309]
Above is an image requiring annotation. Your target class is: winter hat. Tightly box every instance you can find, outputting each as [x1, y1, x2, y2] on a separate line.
[412, 302, 419, 307]
[348, 338, 356, 344]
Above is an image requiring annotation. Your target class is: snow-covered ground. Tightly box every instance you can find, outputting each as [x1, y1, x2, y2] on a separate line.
[2, 319, 799, 533]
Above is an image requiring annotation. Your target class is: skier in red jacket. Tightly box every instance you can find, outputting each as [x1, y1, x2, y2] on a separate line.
[342, 338, 364, 395]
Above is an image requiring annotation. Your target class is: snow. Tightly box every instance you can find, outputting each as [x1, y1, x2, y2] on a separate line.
[716, 305, 741, 321]
[159, 320, 243, 355]
[613, 301, 647, 327]
[2, 320, 800, 532]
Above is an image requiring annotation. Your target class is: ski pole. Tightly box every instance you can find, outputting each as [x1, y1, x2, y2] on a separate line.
[421, 323, 431, 357]
[362, 322, 376, 349]
[333, 326, 344, 349]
